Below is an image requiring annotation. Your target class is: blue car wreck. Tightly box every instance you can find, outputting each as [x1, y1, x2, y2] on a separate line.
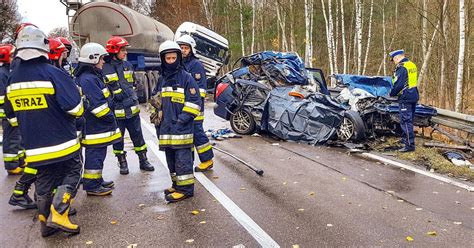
[213, 51, 437, 143]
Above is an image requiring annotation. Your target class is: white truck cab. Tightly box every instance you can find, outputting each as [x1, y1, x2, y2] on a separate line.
[175, 22, 230, 80]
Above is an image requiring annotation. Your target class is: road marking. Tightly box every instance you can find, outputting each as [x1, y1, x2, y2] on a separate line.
[141, 118, 280, 247]
[360, 152, 474, 192]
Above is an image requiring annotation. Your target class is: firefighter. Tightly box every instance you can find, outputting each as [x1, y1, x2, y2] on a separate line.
[75, 43, 121, 196]
[5, 26, 83, 236]
[155, 40, 201, 203]
[47, 38, 66, 69]
[389, 49, 419, 152]
[57, 37, 73, 74]
[0, 44, 25, 175]
[103, 36, 154, 174]
[176, 35, 214, 172]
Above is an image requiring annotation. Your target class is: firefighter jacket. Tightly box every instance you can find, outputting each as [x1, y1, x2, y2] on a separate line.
[75, 64, 121, 148]
[183, 55, 207, 122]
[389, 58, 419, 103]
[0, 64, 10, 119]
[103, 58, 140, 119]
[156, 68, 201, 150]
[4, 57, 84, 167]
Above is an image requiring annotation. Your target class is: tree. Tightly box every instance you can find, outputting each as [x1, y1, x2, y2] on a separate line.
[0, 0, 21, 42]
[48, 27, 69, 38]
[455, 0, 466, 112]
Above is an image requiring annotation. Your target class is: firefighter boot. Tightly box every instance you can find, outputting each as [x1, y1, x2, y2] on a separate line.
[164, 181, 177, 195]
[7, 167, 23, 175]
[116, 153, 129, 175]
[195, 160, 214, 172]
[137, 151, 154, 171]
[47, 185, 80, 234]
[102, 180, 115, 188]
[37, 194, 59, 237]
[86, 185, 113, 196]
[165, 192, 192, 203]
[8, 182, 37, 209]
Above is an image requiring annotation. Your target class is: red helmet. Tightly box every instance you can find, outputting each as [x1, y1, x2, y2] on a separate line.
[106, 36, 129, 54]
[58, 37, 72, 56]
[0, 44, 16, 64]
[14, 23, 38, 40]
[48, 38, 66, 61]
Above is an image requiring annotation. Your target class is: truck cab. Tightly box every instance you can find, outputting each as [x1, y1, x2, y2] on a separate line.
[175, 22, 230, 92]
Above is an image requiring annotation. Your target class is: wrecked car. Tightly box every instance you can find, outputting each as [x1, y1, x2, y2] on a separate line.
[213, 51, 343, 144]
[331, 74, 438, 141]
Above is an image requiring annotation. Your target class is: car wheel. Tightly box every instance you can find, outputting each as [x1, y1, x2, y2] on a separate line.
[230, 109, 256, 135]
[336, 110, 366, 141]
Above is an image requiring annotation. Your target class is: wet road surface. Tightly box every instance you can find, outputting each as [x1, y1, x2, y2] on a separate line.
[0, 103, 473, 247]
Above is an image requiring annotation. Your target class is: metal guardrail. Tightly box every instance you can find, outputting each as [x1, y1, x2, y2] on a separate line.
[431, 108, 474, 135]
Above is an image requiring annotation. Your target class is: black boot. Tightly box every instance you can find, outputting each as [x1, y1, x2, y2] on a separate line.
[116, 153, 129, 175]
[102, 180, 115, 188]
[47, 185, 80, 234]
[86, 186, 113, 196]
[37, 194, 59, 237]
[137, 151, 154, 171]
[8, 182, 37, 209]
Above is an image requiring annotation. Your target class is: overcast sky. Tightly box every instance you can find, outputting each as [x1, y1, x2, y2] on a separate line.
[17, 0, 91, 34]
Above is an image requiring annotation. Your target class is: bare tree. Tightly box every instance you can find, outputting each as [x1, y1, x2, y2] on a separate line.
[362, 0, 374, 75]
[239, 0, 245, 56]
[48, 27, 69, 38]
[276, 1, 288, 51]
[340, 0, 348, 73]
[202, 0, 215, 30]
[328, 0, 338, 73]
[251, 0, 256, 54]
[289, 0, 296, 52]
[421, 0, 428, 57]
[455, 0, 466, 112]
[439, 0, 449, 108]
[355, 0, 363, 74]
[305, 0, 314, 67]
[0, 0, 21, 42]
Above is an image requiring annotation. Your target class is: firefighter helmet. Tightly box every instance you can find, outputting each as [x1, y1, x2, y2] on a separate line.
[15, 26, 49, 53]
[175, 34, 196, 55]
[14, 22, 38, 40]
[0, 44, 16, 63]
[48, 38, 65, 61]
[105, 36, 129, 54]
[79, 42, 108, 64]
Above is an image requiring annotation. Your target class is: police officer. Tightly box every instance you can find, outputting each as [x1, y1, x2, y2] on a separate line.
[103, 36, 154, 174]
[5, 26, 83, 236]
[389, 50, 419, 152]
[155, 40, 201, 203]
[176, 35, 214, 172]
[0, 44, 25, 175]
[75, 43, 121, 196]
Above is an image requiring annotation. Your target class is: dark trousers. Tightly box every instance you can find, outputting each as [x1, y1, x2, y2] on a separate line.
[35, 154, 82, 198]
[2, 119, 24, 170]
[83, 147, 107, 191]
[165, 148, 194, 196]
[399, 102, 416, 149]
[113, 115, 147, 154]
[193, 121, 214, 163]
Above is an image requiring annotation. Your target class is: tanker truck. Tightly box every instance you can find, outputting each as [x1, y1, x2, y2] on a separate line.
[62, 0, 229, 102]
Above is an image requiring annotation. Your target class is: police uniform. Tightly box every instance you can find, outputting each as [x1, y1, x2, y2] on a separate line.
[182, 55, 214, 170]
[389, 50, 419, 152]
[76, 63, 121, 194]
[103, 58, 153, 173]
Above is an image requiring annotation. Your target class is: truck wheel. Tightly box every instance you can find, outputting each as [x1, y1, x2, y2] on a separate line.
[230, 109, 256, 135]
[336, 110, 366, 141]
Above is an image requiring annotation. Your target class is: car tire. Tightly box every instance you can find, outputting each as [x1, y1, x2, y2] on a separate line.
[230, 108, 256, 135]
[336, 110, 366, 141]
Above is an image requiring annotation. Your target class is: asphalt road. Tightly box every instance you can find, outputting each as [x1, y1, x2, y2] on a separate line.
[0, 103, 473, 247]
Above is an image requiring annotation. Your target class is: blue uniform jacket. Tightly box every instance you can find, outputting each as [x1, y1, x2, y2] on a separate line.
[102, 58, 140, 119]
[75, 64, 121, 148]
[4, 57, 84, 167]
[389, 58, 419, 103]
[183, 55, 207, 122]
[0, 64, 10, 119]
[155, 68, 201, 150]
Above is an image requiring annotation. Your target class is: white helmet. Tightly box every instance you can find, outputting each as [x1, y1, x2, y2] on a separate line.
[15, 26, 49, 52]
[78, 42, 108, 64]
[175, 34, 196, 55]
[159, 40, 181, 55]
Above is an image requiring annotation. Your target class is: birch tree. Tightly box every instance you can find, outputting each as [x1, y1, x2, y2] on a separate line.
[289, 0, 296, 52]
[421, 0, 428, 57]
[328, 0, 338, 74]
[321, 0, 334, 74]
[355, 0, 363, 74]
[239, 0, 245, 56]
[305, 0, 314, 67]
[439, 0, 448, 108]
[251, 0, 256, 54]
[276, 1, 288, 51]
[455, 0, 466, 112]
[362, 0, 374, 75]
[202, 0, 214, 30]
[340, 0, 347, 73]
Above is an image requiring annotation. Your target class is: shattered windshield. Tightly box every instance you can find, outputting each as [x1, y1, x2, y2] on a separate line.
[191, 34, 228, 63]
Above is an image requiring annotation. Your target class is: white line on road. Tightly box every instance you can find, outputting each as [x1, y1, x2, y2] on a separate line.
[141, 118, 280, 247]
[361, 152, 474, 192]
